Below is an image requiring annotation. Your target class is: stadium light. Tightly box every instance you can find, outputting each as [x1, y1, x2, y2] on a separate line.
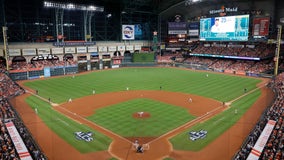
[185, 0, 202, 6]
[44, 1, 104, 12]
[106, 14, 112, 18]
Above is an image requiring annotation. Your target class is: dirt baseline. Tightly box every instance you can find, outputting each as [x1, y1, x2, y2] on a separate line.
[11, 86, 274, 160]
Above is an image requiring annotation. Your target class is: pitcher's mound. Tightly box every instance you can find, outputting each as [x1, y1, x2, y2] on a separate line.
[132, 112, 151, 119]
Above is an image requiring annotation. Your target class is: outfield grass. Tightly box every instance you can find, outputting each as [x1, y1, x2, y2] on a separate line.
[25, 95, 112, 153]
[23, 68, 261, 103]
[87, 98, 196, 137]
[169, 89, 261, 151]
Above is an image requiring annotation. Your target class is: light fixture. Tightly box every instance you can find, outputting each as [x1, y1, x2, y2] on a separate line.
[44, 1, 104, 12]
[106, 14, 112, 18]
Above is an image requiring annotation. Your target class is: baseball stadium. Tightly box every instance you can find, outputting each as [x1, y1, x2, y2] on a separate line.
[0, 0, 284, 160]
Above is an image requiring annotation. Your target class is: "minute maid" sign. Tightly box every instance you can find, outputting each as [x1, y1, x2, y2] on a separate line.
[209, 6, 238, 15]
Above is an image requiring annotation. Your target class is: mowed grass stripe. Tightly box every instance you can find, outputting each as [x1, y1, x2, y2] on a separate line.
[170, 89, 261, 151]
[87, 98, 196, 137]
[25, 96, 112, 153]
[23, 68, 261, 103]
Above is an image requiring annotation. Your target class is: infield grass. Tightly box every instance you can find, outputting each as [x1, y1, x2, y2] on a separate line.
[87, 98, 196, 137]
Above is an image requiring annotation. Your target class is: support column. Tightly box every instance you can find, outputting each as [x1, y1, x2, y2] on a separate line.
[55, 8, 64, 42]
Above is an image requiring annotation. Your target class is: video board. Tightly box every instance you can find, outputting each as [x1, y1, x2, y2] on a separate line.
[199, 15, 249, 41]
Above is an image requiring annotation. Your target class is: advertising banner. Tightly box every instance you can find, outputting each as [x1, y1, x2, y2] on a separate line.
[188, 22, 199, 36]
[118, 45, 126, 52]
[38, 48, 51, 55]
[22, 49, 36, 56]
[88, 46, 98, 52]
[9, 49, 21, 56]
[247, 120, 276, 160]
[5, 122, 33, 160]
[126, 45, 134, 51]
[108, 46, 117, 52]
[65, 47, 76, 54]
[252, 17, 270, 36]
[98, 46, 108, 52]
[51, 48, 64, 54]
[134, 45, 141, 51]
[44, 67, 51, 77]
[168, 22, 187, 35]
[122, 25, 135, 40]
[76, 47, 87, 53]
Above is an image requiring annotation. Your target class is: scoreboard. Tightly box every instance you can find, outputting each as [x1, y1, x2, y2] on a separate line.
[199, 15, 249, 41]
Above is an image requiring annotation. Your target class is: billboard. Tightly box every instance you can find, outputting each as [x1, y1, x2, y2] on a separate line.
[188, 22, 199, 36]
[199, 15, 249, 41]
[252, 17, 270, 37]
[122, 25, 135, 40]
[168, 22, 187, 35]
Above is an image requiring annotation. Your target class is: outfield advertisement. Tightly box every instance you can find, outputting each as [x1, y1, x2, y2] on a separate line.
[5, 122, 33, 160]
[246, 120, 276, 160]
[44, 67, 51, 77]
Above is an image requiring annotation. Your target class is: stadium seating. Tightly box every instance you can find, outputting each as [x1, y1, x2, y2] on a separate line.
[0, 63, 47, 159]
[234, 72, 284, 160]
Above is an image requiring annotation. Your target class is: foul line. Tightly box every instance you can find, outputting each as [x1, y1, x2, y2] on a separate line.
[147, 81, 269, 145]
[55, 105, 133, 143]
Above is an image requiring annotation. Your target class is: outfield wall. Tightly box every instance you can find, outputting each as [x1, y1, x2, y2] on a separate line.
[8, 61, 273, 81]
[9, 66, 78, 81]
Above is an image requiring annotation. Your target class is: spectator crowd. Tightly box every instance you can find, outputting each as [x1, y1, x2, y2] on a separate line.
[235, 72, 284, 160]
[0, 63, 46, 160]
[9, 56, 76, 72]
[157, 42, 279, 74]
[0, 41, 282, 160]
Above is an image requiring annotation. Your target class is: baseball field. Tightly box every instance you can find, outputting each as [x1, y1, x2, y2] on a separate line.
[11, 67, 274, 160]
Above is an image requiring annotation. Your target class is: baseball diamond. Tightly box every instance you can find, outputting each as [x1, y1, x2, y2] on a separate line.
[10, 67, 273, 160]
